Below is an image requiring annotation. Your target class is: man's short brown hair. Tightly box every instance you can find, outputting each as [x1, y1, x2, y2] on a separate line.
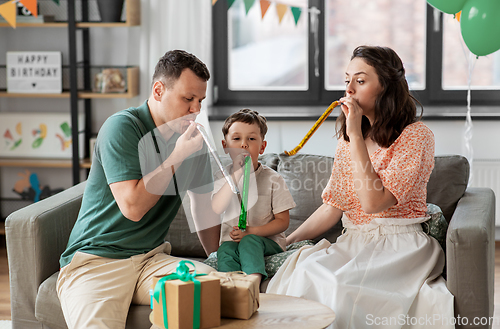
[222, 109, 268, 139]
[151, 50, 210, 88]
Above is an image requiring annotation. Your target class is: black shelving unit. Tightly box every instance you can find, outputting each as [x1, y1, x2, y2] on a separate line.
[66, 0, 140, 184]
[0, 0, 140, 186]
[68, 0, 84, 184]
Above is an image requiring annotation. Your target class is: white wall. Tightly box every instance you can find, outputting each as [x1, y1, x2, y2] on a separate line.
[425, 120, 500, 160]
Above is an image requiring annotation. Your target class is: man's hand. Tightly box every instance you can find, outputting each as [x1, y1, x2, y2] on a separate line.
[173, 121, 203, 161]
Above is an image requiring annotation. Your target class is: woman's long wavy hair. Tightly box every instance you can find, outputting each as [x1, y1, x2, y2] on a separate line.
[336, 46, 423, 148]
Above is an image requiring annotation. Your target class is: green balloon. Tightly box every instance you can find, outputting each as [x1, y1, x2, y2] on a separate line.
[427, 0, 467, 14]
[460, 0, 500, 56]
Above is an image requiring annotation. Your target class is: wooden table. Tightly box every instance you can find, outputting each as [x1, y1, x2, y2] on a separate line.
[217, 293, 335, 329]
[150, 293, 335, 329]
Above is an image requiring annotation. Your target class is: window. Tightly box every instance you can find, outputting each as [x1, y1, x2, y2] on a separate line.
[212, 0, 500, 107]
[324, 0, 426, 91]
[442, 14, 500, 90]
[227, 1, 308, 91]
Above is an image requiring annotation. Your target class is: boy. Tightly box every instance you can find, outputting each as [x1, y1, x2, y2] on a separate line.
[212, 109, 296, 283]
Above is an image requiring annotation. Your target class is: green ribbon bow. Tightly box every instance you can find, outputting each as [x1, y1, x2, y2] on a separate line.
[153, 260, 207, 329]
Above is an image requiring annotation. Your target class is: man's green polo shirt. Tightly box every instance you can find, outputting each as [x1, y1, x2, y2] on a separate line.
[60, 101, 213, 268]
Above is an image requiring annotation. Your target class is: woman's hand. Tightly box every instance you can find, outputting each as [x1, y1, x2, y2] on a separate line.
[339, 96, 364, 140]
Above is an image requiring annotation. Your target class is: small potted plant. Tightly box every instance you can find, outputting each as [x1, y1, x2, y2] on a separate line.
[96, 0, 125, 22]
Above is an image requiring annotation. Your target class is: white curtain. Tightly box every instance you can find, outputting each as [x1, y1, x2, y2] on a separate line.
[127, 0, 215, 140]
[137, 0, 213, 107]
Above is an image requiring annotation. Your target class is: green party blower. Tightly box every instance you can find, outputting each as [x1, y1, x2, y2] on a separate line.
[195, 124, 251, 231]
[238, 155, 252, 231]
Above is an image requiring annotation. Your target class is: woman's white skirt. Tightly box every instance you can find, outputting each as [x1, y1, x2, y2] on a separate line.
[266, 217, 454, 328]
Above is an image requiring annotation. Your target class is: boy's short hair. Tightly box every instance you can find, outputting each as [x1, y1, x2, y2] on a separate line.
[222, 109, 268, 139]
[151, 50, 210, 88]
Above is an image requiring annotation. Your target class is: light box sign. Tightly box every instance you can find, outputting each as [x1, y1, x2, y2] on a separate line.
[7, 51, 62, 93]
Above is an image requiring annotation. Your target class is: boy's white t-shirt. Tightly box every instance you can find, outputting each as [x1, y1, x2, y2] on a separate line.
[213, 163, 296, 251]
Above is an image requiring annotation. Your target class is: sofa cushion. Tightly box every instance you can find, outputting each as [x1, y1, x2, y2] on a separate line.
[277, 153, 342, 243]
[258, 153, 279, 171]
[265, 240, 316, 276]
[277, 153, 333, 221]
[426, 155, 469, 222]
[423, 203, 448, 251]
[36, 272, 157, 329]
[35, 272, 66, 329]
[164, 204, 207, 258]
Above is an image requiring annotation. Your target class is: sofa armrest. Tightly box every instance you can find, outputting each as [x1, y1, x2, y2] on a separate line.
[446, 187, 495, 328]
[6, 181, 86, 329]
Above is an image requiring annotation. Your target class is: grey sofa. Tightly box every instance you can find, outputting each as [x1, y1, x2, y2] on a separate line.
[6, 153, 495, 329]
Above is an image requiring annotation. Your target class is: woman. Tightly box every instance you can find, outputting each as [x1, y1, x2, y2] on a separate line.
[266, 46, 454, 328]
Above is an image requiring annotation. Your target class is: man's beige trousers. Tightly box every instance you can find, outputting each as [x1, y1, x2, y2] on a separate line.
[56, 242, 214, 329]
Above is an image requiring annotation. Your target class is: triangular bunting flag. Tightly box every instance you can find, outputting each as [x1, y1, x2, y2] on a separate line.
[260, 0, 270, 19]
[276, 3, 287, 24]
[20, 0, 38, 17]
[227, 0, 236, 9]
[0, 0, 16, 28]
[290, 6, 301, 25]
[52, 0, 59, 4]
[212, 0, 218, 5]
[243, 0, 255, 14]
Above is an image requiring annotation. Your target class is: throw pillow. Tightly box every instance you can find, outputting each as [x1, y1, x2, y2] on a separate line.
[203, 251, 218, 270]
[423, 203, 448, 251]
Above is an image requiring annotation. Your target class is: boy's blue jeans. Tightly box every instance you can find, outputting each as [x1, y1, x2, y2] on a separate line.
[217, 234, 283, 280]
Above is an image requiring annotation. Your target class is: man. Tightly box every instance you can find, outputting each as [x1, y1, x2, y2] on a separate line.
[57, 50, 220, 329]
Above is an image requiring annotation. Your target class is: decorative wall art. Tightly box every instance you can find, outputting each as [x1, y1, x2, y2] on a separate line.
[0, 113, 84, 158]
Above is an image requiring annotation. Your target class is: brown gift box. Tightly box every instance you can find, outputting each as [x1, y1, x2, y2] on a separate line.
[210, 271, 260, 320]
[151, 274, 220, 329]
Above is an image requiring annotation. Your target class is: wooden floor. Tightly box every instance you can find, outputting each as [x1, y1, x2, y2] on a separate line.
[0, 237, 10, 321]
[0, 239, 499, 324]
